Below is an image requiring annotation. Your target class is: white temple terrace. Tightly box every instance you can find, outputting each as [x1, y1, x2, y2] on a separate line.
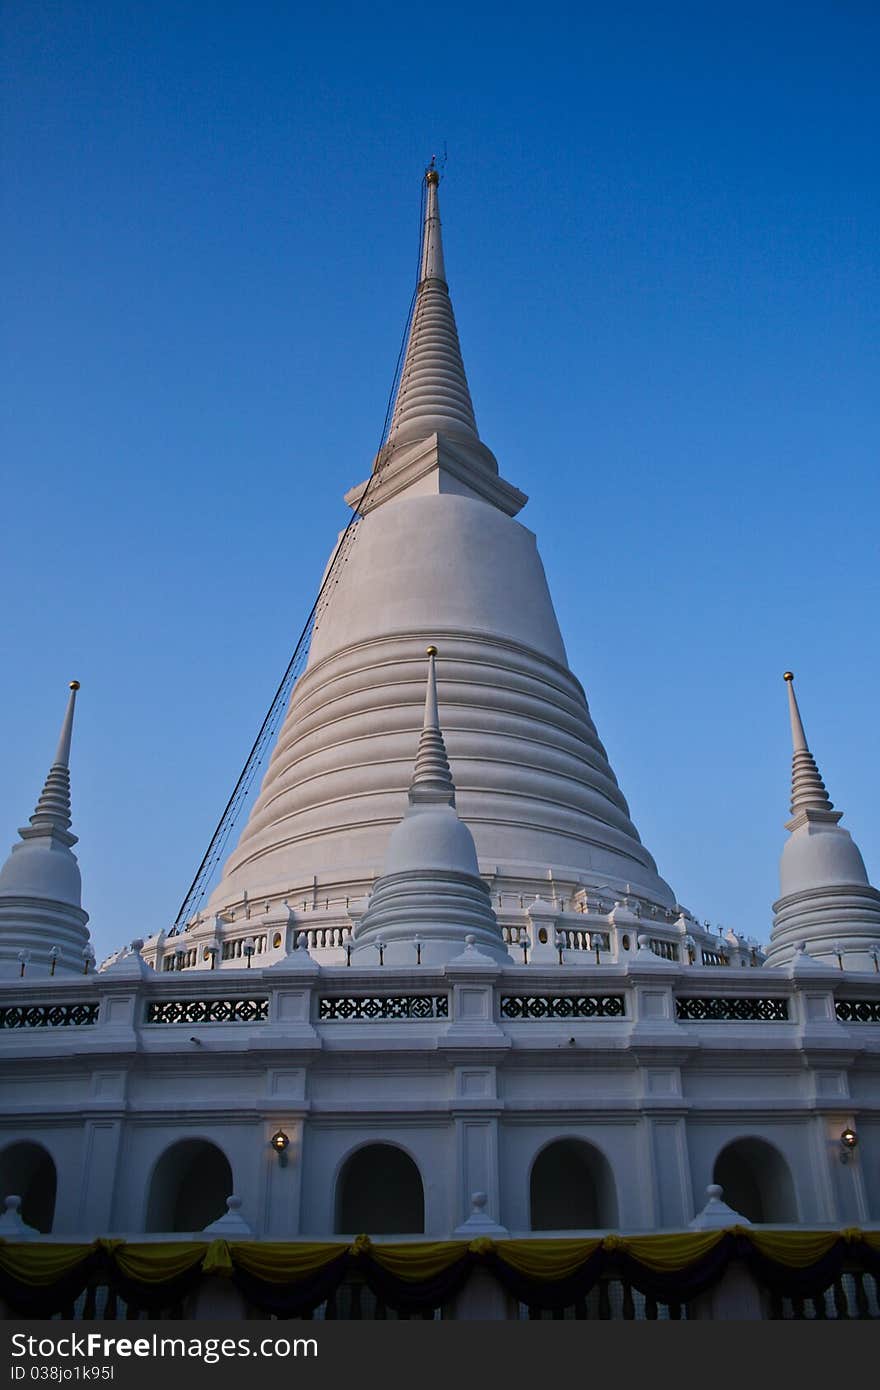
[1, 171, 879, 1300]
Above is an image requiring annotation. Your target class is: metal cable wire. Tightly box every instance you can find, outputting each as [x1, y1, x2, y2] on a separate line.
[170, 177, 428, 933]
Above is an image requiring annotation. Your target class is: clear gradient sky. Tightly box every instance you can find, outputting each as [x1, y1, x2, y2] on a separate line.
[2, 2, 878, 962]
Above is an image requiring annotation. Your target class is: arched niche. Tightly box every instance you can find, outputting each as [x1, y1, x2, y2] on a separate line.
[529, 1137, 618, 1231]
[145, 1138, 233, 1233]
[713, 1137, 798, 1224]
[0, 1141, 57, 1233]
[335, 1142, 425, 1235]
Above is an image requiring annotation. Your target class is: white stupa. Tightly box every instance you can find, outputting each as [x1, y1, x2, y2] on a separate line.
[766, 671, 880, 968]
[205, 167, 676, 933]
[0, 682, 92, 976]
[352, 646, 510, 966]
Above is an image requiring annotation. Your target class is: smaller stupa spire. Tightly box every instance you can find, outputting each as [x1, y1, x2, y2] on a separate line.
[409, 647, 456, 807]
[782, 672, 838, 821]
[29, 681, 80, 836]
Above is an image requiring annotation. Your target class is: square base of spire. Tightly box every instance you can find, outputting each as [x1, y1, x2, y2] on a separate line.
[345, 433, 527, 518]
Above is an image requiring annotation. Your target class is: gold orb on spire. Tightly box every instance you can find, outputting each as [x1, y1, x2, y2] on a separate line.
[426, 168, 440, 187]
[426, 645, 438, 656]
[783, 671, 794, 683]
[69, 680, 81, 690]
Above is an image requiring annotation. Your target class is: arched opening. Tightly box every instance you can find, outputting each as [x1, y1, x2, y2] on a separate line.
[335, 1143, 424, 1235]
[145, 1139, 233, 1233]
[529, 1138, 618, 1231]
[0, 1141, 57, 1233]
[713, 1137, 798, 1224]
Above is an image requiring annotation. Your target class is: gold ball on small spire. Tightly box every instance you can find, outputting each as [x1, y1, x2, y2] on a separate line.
[426, 645, 438, 656]
[783, 671, 794, 683]
[69, 680, 81, 690]
[425, 169, 440, 187]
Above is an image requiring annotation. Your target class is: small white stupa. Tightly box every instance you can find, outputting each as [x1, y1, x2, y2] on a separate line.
[766, 672, 880, 968]
[0, 682, 92, 976]
[352, 647, 510, 966]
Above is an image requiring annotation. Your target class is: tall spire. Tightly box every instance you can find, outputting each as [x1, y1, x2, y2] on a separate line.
[29, 681, 80, 835]
[409, 646, 456, 807]
[782, 672, 839, 822]
[343, 165, 527, 518]
[385, 167, 479, 450]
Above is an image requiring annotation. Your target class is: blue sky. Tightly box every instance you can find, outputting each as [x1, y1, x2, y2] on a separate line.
[3, 2, 878, 961]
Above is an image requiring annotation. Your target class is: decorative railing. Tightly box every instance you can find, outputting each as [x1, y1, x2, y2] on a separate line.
[675, 997, 789, 1022]
[700, 949, 729, 967]
[559, 929, 611, 952]
[649, 938, 679, 962]
[319, 995, 449, 1021]
[221, 934, 268, 961]
[836, 1000, 880, 1024]
[300, 925, 352, 950]
[519, 1281, 688, 1320]
[772, 1272, 879, 1319]
[500, 995, 626, 1019]
[0, 1002, 100, 1029]
[145, 998, 269, 1024]
[162, 947, 197, 971]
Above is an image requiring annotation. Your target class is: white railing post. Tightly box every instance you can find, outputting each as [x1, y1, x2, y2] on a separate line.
[186, 1274, 250, 1319]
[689, 1260, 769, 1320]
[448, 1269, 517, 1320]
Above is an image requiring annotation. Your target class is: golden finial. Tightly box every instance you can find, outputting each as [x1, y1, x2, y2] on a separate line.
[783, 671, 794, 683]
[426, 168, 440, 187]
[426, 645, 438, 656]
[69, 680, 81, 691]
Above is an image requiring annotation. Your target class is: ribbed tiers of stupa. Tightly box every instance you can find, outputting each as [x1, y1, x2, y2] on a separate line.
[206, 169, 676, 925]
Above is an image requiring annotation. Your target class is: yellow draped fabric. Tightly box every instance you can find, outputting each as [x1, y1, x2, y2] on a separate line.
[366, 1241, 468, 1282]
[743, 1230, 846, 1268]
[613, 1232, 725, 1273]
[113, 1242, 210, 1285]
[0, 1243, 94, 1287]
[231, 1242, 347, 1282]
[0, 1228, 874, 1298]
[493, 1239, 602, 1280]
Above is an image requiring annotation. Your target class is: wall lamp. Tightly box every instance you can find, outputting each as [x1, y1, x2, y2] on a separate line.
[271, 1130, 290, 1162]
[840, 1127, 858, 1164]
